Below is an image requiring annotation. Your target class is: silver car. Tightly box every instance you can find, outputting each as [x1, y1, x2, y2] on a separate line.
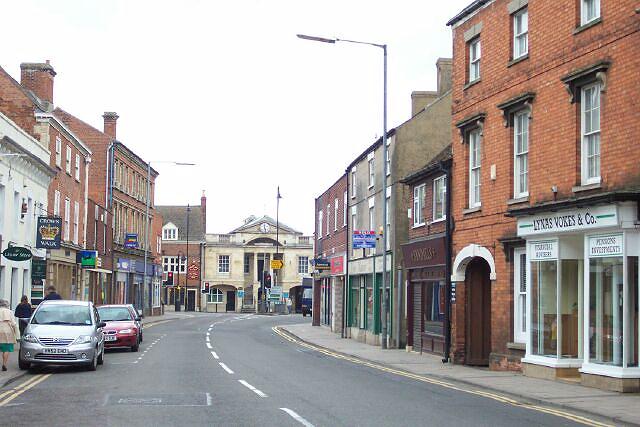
[19, 300, 106, 371]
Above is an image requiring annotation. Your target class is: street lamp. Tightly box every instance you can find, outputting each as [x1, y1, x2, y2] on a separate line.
[297, 33, 390, 349]
[143, 161, 195, 314]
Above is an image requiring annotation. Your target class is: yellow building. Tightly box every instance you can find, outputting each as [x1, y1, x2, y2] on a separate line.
[201, 215, 313, 313]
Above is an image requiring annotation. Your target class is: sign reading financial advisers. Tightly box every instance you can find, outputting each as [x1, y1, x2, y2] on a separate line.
[36, 216, 62, 249]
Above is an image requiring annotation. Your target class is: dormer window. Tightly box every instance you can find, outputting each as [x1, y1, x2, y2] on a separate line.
[162, 223, 178, 240]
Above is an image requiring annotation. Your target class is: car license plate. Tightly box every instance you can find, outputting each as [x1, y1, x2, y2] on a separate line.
[43, 348, 68, 354]
[104, 335, 117, 342]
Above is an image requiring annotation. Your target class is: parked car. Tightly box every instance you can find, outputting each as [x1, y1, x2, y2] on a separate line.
[97, 305, 140, 352]
[19, 300, 105, 371]
[125, 304, 144, 343]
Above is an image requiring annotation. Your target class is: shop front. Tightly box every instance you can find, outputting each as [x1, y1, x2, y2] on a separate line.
[514, 202, 640, 392]
[115, 258, 131, 304]
[403, 236, 447, 355]
[318, 254, 345, 332]
[48, 247, 79, 299]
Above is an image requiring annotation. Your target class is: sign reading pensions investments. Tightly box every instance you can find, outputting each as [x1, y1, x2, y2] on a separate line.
[589, 234, 623, 258]
[517, 205, 618, 237]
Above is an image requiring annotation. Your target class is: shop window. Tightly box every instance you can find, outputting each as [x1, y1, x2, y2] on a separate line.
[531, 259, 558, 356]
[349, 279, 360, 328]
[366, 275, 375, 332]
[560, 260, 581, 359]
[628, 256, 638, 367]
[589, 256, 623, 366]
[423, 281, 445, 336]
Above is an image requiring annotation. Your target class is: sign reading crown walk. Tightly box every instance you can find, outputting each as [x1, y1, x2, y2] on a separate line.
[2, 246, 33, 261]
[36, 216, 62, 249]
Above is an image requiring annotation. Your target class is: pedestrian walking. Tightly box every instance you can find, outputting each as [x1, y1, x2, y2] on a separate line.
[44, 285, 62, 300]
[0, 299, 19, 372]
[14, 295, 33, 337]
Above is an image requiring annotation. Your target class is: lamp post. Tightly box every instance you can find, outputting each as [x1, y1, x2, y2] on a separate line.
[143, 161, 195, 314]
[297, 34, 390, 349]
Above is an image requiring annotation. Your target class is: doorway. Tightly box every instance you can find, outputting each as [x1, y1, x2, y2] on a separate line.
[186, 289, 196, 311]
[226, 290, 236, 312]
[465, 257, 491, 366]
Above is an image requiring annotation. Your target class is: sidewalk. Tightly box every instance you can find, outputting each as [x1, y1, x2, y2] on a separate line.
[281, 324, 640, 426]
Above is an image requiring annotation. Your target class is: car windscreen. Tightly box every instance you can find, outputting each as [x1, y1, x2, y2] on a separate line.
[303, 288, 313, 299]
[31, 305, 92, 326]
[97, 307, 133, 322]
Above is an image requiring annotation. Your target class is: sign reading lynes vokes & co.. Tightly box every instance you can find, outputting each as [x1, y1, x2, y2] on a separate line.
[517, 205, 618, 237]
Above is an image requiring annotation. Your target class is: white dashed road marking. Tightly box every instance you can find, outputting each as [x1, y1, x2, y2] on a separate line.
[219, 362, 234, 374]
[280, 408, 315, 427]
[206, 342, 212, 349]
[238, 380, 267, 398]
[211, 351, 219, 360]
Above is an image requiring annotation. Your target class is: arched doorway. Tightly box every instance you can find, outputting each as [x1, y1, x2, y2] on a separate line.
[465, 257, 491, 366]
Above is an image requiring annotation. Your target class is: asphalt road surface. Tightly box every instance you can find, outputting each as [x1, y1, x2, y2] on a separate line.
[0, 313, 596, 427]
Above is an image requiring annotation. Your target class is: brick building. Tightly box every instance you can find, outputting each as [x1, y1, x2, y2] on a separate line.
[313, 174, 347, 331]
[56, 109, 162, 314]
[84, 198, 114, 304]
[156, 194, 206, 312]
[0, 62, 92, 302]
[400, 146, 451, 357]
[447, 0, 640, 391]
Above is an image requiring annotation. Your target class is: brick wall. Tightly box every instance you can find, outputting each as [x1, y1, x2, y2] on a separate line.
[86, 199, 113, 270]
[449, 0, 639, 369]
[314, 174, 348, 258]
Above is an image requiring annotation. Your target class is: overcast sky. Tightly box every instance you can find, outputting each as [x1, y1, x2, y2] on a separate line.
[1, 0, 469, 235]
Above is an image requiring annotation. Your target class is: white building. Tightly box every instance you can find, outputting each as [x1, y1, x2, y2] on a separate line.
[0, 111, 54, 308]
[202, 216, 313, 313]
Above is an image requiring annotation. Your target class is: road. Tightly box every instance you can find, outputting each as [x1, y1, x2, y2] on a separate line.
[0, 313, 595, 427]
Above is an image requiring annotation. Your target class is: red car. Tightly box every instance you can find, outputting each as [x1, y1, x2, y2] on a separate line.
[97, 305, 140, 352]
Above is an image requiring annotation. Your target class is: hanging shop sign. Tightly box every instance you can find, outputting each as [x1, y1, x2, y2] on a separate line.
[529, 240, 558, 261]
[124, 233, 139, 249]
[588, 234, 623, 258]
[310, 258, 330, 270]
[188, 261, 200, 280]
[78, 250, 98, 268]
[517, 205, 618, 237]
[330, 256, 344, 275]
[353, 230, 377, 249]
[2, 246, 33, 261]
[31, 259, 47, 279]
[36, 216, 62, 249]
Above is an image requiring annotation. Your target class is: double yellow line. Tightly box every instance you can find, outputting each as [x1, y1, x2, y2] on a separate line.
[272, 326, 612, 427]
[0, 374, 52, 407]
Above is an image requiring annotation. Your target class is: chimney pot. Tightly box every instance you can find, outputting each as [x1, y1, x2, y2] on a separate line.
[102, 112, 119, 139]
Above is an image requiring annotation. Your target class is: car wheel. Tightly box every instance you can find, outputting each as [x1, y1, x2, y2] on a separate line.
[97, 348, 104, 365]
[18, 357, 30, 371]
[87, 350, 98, 371]
[131, 342, 139, 352]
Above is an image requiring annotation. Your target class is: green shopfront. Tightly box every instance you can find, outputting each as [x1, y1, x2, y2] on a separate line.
[515, 202, 640, 391]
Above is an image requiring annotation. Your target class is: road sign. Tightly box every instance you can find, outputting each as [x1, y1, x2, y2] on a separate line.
[271, 259, 283, 269]
[269, 286, 282, 301]
[238, 290, 245, 298]
[353, 230, 377, 249]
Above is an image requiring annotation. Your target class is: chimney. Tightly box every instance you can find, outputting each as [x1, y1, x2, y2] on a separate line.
[411, 91, 438, 117]
[20, 60, 56, 105]
[103, 112, 119, 139]
[436, 57, 453, 96]
[201, 190, 207, 233]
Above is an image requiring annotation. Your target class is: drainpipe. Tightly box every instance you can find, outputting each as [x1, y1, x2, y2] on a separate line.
[343, 171, 350, 339]
[440, 159, 453, 363]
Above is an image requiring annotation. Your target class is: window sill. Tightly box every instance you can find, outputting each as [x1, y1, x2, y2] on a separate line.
[507, 54, 529, 68]
[464, 78, 481, 90]
[430, 217, 446, 224]
[507, 196, 529, 205]
[368, 185, 374, 190]
[572, 182, 601, 193]
[507, 342, 526, 351]
[462, 206, 481, 215]
[412, 223, 426, 229]
[573, 17, 602, 35]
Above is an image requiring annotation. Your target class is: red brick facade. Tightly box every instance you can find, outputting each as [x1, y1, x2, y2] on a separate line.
[314, 174, 348, 331]
[448, 0, 640, 370]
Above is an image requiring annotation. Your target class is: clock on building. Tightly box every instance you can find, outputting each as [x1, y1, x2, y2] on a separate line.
[259, 223, 271, 233]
